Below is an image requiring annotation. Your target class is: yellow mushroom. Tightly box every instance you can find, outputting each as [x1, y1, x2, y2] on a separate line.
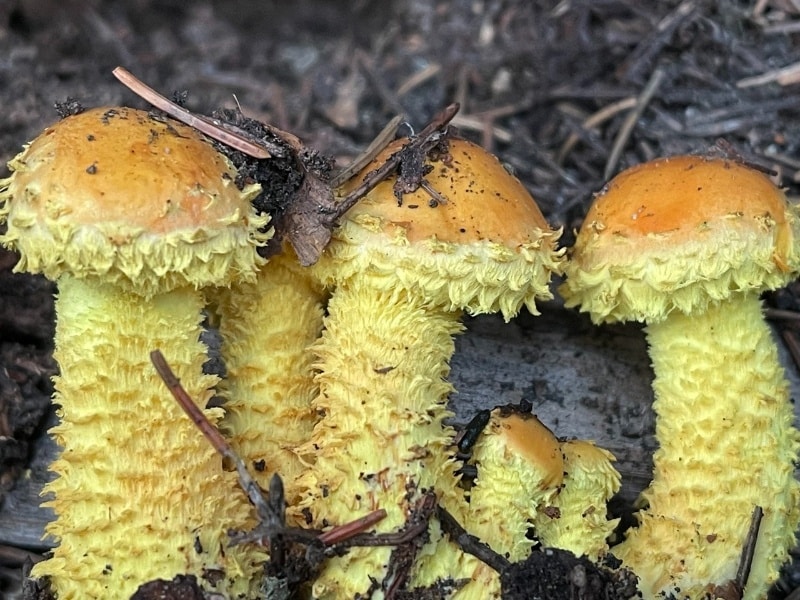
[414, 408, 564, 598]
[0, 107, 269, 599]
[469, 410, 565, 558]
[415, 408, 619, 598]
[560, 155, 800, 599]
[209, 243, 326, 518]
[293, 138, 564, 598]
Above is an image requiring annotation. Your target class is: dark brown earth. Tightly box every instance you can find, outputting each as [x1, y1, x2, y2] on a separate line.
[1, 1, 800, 598]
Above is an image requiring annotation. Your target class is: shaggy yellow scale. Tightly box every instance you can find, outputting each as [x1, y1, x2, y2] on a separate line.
[210, 245, 326, 516]
[534, 439, 621, 562]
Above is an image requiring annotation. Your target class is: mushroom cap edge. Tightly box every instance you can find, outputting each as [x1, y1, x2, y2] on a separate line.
[560, 155, 800, 324]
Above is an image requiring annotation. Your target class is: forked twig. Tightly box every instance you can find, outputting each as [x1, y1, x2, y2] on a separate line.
[330, 114, 404, 189]
[150, 350, 455, 597]
[150, 349, 391, 552]
[281, 101, 460, 266]
[331, 102, 460, 218]
[382, 492, 439, 599]
[115, 65, 459, 266]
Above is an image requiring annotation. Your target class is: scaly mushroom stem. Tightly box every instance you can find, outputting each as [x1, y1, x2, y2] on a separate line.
[300, 136, 562, 598]
[31, 275, 257, 600]
[534, 440, 620, 562]
[295, 279, 464, 599]
[211, 248, 325, 515]
[612, 295, 800, 600]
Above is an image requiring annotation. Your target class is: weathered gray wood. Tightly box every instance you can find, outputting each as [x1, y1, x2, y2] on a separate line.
[0, 409, 56, 549]
[450, 303, 658, 506]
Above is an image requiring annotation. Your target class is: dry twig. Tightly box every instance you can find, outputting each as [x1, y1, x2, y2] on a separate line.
[737, 61, 800, 88]
[604, 67, 666, 180]
[113, 66, 273, 159]
[149, 349, 451, 597]
[557, 97, 637, 165]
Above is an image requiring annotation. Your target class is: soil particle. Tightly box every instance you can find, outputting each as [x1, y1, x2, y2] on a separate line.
[130, 575, 206, 600]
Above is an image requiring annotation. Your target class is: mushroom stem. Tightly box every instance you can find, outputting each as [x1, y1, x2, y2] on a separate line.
[31, 275, 256, 600]
[533, 439, 620, 562]
[295, 279, 464, 599]
[210, 248, 325, 517]
[612, 294, 800, 600]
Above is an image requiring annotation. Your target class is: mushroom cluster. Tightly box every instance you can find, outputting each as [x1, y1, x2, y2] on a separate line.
[560, 155, 800, 599]
[7, 103, 799, 600]
[0, 107, 270, 598]
[414, 406, 620, 598]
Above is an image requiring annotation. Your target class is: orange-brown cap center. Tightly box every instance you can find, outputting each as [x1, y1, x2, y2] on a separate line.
[339, 138, 551, 245]
[585, 155, 788, 238]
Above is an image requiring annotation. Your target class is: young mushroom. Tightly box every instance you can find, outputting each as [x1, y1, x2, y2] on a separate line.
[467, 408, 565, 559]
[0, 107, 269, 599]
[533, 439, 621, 562]
[414, 407, 565, 598]
[560, 155, 800, 599]
[414, 407, 620, 598]
[293, 137, 564, 598]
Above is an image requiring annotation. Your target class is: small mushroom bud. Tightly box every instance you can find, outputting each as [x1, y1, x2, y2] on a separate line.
[534, 439, 621, 562]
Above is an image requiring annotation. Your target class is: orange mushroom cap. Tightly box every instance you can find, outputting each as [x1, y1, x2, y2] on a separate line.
[321, 137, 564, 319]
[561, 155, 800, 323]
[0, 106, 269, 296]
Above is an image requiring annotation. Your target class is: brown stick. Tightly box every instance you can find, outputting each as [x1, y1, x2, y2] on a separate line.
[150, 349, 231, 456]
[604, 68, 665, 180]
[331, 102, 460, 219]
[330, 114, 404, 189]
[318, 509, 388, 545]
[151, 349, 391, 555]
[113, 66, 272, 159]
[781, 329, 800, 374]
[149, 349, 272, 520]
[735, 505, 762, 592]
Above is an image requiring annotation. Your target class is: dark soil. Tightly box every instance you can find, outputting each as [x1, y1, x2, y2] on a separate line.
[500, 549, 641, 600]
[1, 0, 800, 598]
